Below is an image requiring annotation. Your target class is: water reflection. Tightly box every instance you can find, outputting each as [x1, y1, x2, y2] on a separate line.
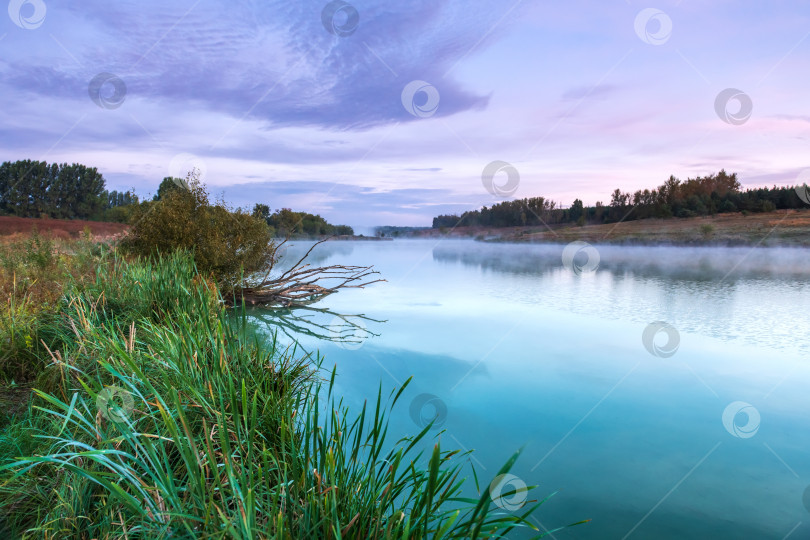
[433, 242, 810, 281]
[431, 242, 810, 354]
[239, 240, 810, 539]
[273, 240, 356, 268]
[246, 304, 384, 348]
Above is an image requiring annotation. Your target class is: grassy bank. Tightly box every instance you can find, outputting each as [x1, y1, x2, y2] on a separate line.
[0, 236, 579, 538]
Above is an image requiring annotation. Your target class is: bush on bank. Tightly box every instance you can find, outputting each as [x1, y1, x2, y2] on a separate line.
[121, 174, 275, 292]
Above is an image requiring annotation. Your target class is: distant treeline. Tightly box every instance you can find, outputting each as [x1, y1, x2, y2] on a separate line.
[0, 160, 138, 222]
[433, 170, 806, 229]
[251, 204, 353, 237]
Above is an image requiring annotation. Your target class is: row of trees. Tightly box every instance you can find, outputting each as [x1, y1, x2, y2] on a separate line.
[251, 203, 353, 237]
[433, 170, 807, 228]
[0, 160, 139, 222]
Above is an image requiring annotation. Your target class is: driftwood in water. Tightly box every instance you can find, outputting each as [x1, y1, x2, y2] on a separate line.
[231, 238, 385, 307]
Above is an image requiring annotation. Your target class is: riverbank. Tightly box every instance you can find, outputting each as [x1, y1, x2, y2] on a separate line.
[406, 209, 810, 247]
[0, 234, 569, 538]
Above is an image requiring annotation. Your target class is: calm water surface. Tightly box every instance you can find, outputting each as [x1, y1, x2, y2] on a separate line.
[248, 239, 810, 539]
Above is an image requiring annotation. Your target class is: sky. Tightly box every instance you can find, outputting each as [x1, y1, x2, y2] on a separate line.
[1, 0, 809, 230]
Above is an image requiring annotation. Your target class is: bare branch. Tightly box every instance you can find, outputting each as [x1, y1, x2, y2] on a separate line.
[229, 240, 385, 307]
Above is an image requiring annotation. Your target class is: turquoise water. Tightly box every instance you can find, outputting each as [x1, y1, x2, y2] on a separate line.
[249, 240, 810, 539]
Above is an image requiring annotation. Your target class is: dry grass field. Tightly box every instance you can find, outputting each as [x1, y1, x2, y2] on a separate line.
[0, 215, 127, 241]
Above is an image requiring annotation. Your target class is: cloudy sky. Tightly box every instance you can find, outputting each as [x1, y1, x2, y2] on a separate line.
[1, 0, 809, 229]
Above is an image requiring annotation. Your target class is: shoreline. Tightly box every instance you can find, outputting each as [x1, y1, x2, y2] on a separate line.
[395, 209, 810, 248]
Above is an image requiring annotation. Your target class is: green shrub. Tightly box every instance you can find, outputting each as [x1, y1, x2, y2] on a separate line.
[121, 172, 275, 291]
[720, 200, 737, 213]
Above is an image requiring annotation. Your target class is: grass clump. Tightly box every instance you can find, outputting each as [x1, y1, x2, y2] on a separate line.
[0, 248, 585, 538]
[699, 223, 715, 238]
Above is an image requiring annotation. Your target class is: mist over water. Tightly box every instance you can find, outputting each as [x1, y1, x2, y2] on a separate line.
[432, 242, 810, 355]
[250, 239, 810, 539]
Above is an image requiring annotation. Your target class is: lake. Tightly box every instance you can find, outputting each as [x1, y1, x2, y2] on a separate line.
[247, 239, 810, 539]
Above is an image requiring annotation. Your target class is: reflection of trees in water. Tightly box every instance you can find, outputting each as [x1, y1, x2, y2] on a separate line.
[432, 245, 562, 278]
[432, 243, 810, 282]
[247, 304, 384, 346]
[431, 242, 810, 354]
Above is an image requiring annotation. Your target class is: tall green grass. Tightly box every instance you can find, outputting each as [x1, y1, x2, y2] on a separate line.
[0, 250, 586, 538]
[0, 229, 105, 382]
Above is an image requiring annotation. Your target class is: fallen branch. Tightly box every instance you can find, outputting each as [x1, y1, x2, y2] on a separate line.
[229, 238, 385, 306]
